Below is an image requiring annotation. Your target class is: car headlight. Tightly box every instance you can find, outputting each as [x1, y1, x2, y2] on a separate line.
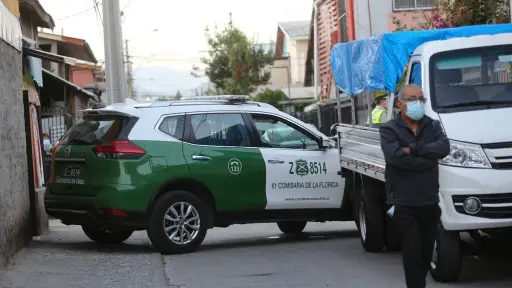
[439, 140, 491, 168]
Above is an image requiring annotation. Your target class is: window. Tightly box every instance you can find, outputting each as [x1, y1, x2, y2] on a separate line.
[251, 114, 319, 150]
[430, 45, 512, 110]
[409, 62, 422, 87]
[393, 0, 434, 10]
[189, 113, 250, 147]
[59, 115, 133, 145]
[158, 115, 185, 140]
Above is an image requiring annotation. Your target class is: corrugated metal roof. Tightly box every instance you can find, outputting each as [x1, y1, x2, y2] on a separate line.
[278, 21, 310, 40]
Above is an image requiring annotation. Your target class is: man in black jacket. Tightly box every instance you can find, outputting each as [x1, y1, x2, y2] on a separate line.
[379, 84, 450, 288]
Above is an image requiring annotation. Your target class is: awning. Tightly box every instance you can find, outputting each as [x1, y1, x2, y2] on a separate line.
[42, 68, 97, 100]
[23, 46, 77, 65]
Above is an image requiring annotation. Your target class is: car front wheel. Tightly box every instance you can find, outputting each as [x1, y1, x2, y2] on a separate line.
[147, 191, 208, 254]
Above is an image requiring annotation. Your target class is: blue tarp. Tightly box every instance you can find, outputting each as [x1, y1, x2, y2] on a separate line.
[330, 24, 512, 96]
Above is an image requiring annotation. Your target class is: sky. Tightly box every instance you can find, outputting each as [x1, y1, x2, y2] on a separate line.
[39, 0, 312, 99]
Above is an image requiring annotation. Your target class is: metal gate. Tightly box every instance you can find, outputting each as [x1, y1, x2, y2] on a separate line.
[40, 105, 72, 184]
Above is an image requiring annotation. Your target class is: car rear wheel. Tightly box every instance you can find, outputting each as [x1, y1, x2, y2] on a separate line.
[81, 224, 133, 244]
[147, 191, 208, 254]
[356, 176, 385, 252]
[277, 221, 307, 234]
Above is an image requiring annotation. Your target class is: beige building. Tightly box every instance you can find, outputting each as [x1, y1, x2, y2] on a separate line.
[272, 21, 309, 88]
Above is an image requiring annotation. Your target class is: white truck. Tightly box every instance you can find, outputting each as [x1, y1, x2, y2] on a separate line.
[329, 24, 512, 282]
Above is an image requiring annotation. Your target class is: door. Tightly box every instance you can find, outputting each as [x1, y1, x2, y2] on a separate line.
[249, 113, 344, 210]
[182, 112, 266, 212]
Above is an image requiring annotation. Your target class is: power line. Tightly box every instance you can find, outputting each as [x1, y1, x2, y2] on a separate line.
[55, 4, 100, 21]
[93, 0, 103, 25]
[122, 0, 134, 12]
[92, 0, 103, 41]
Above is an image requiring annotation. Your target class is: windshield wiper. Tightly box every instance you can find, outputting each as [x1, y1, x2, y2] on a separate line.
[441, 100, 512, 109]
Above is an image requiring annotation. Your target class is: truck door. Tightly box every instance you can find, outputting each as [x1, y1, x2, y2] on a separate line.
[248, 113, 344, 210]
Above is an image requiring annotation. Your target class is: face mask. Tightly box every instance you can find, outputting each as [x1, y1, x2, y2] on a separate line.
[405, 100, 425, 120]
[43, 139, 50, 146]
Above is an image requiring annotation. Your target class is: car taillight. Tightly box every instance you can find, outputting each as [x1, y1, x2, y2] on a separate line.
[93, 140, 146, 159]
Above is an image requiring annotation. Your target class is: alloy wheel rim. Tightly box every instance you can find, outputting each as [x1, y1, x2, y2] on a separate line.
[163, 202, 200, 245]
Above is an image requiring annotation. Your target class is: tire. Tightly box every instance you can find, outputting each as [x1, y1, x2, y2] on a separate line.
[430, 224, 461, 282]
[356, 176, 385, 252]
[277, 221, 307, 234]
[385, 216, 401, 251]
[147, 190, 208, 255]
[81, 224, 133, 244]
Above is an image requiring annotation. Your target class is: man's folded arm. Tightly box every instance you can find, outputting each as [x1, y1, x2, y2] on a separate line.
[379, 126, 437, 171]
[410, 121, 451, 160]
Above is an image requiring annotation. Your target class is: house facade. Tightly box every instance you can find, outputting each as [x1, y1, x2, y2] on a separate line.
[305, 0, 434, 100]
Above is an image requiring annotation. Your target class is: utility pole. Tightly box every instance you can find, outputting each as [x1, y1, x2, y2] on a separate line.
[102, 0, 127, 104]
[125, 39, 134, 99]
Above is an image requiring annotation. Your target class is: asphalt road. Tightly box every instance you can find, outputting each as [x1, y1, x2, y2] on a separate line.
[2, 221, 512, 288]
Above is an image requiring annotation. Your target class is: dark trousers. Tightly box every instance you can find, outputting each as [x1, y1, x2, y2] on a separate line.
[394, 204, 441, 288]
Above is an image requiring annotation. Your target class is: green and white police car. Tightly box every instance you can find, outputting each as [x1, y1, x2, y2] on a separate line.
[45, 96, 346, 254]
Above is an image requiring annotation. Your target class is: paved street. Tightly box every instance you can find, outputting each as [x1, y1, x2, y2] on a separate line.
[2, 221, 512, 288]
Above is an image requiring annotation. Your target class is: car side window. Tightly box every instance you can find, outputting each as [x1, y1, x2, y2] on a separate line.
[189, 113, 250, 147]
[251, 114, 319, 150]
[158, 115, 185, 140]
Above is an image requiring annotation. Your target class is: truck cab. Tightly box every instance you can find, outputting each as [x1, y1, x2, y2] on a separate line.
[330, 24, 512, 283]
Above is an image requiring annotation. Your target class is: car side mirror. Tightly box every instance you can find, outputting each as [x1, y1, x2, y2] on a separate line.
[319, 137, 331, 149]
[329, 123, 339, 136]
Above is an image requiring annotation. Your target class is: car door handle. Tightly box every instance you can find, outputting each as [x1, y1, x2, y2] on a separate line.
[267, 159, 285, 164]
[192, 155, 212, 161]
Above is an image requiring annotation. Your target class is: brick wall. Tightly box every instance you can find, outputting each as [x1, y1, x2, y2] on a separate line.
[275, 28, 285, 58]
[0, 39, 31, 267]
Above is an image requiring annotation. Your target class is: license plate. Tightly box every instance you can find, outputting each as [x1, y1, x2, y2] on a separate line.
[64, 166, 81, 177]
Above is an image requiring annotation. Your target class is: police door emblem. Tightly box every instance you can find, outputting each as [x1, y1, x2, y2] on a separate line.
[295, 159, 309, 176]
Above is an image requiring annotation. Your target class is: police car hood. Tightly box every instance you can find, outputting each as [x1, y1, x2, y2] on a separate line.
[438, 108, 512, 144]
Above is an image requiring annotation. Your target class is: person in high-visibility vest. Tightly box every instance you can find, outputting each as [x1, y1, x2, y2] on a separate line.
[367, 91, 388, 125]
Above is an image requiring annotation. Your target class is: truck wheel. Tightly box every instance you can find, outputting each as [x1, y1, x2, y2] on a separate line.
[430, 224, 461, 282]
[81, 224, 133, 244]
[356, 176, 385, 252]
[277, 221, 307, 234]
[147, 191, 208, 255]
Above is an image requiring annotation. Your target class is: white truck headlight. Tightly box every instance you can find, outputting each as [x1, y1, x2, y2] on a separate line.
[439, 140, 491, 169]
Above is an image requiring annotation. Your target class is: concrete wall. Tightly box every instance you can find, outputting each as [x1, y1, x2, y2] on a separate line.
[37, 38, 59, 75]
[388, 10, 431, 31]
[0, 39, 31, 267]
[269, 58, 290, 88]
[285, 38, 308, 85]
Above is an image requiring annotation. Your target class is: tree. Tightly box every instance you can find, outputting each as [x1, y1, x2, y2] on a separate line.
[194, 13, 275, 95]
[253, 89, 288, 109]
[175, 90, 182, 100]
[392, 0, 511, 32]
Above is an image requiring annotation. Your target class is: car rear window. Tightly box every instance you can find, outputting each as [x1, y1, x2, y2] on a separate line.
[59, 115, 135, 145]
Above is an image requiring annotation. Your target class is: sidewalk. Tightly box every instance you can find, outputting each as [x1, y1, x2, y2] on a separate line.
[0, 221, 169, 288]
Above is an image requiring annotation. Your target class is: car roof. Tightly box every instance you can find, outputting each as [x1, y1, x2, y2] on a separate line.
[81, 96, 280, 118]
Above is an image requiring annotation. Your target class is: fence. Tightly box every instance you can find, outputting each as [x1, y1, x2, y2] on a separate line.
[40, 105, 72, 184]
